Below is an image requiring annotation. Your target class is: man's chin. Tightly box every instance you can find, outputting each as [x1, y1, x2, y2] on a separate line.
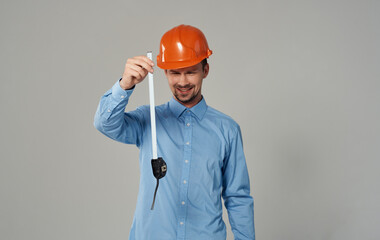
[175, 94, 194, 104]
[176, 97, 192, 104]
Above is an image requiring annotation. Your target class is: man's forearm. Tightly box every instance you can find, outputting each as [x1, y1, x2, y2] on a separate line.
[94, 79, 135, 143]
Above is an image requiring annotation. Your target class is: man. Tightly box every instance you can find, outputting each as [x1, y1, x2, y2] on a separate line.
[94, 24, 255, 240]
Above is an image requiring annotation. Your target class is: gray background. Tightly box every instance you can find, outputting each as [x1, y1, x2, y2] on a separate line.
[1, 0, 379, 239]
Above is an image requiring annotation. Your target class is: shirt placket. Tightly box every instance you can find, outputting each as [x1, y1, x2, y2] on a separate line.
[177, 110, 193, 240]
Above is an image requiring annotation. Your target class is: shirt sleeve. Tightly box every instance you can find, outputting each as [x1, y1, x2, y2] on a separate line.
[222, 126, 255, 240]
[93, 79, 146, 147]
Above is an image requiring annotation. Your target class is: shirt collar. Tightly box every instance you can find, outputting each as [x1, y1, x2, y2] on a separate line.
[169, 96, 208, 120]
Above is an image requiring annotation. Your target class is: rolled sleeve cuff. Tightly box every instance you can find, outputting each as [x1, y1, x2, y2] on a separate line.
[111, 78, 134, 102]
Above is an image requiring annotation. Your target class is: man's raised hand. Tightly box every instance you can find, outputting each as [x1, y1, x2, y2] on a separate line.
[120, 56, 154, 90]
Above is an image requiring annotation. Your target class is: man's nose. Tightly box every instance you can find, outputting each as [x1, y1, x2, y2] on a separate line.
[178, 73, 188, 85]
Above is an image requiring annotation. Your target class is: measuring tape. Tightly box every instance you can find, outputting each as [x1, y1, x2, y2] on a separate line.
[147, 51, 167, 210]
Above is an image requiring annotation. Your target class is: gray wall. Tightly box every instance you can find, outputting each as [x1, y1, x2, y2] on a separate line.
[1, 0, 379, 239]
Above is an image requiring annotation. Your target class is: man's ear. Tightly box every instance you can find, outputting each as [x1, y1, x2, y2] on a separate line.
[203, 63, 209, 78]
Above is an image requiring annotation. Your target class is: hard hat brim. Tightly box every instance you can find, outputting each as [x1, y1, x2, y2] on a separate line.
[157, 50, 212, 70]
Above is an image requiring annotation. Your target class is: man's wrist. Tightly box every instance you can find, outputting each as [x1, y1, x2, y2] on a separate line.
[119, 78, 135, 90]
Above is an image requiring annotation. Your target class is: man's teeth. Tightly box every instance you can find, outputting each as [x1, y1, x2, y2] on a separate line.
[179, 88, 191, 92]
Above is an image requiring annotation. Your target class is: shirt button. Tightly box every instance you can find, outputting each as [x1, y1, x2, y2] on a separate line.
[183, 180, 187, 184]
[186, 123, 190, 126]
[181, 201, 185, 205]
[185, 160, 189, 163]
[121, 95, 125, 98]
[186, 142, 190, 145]
[180, 221, 184, 225]
[107, 109, 111, 112]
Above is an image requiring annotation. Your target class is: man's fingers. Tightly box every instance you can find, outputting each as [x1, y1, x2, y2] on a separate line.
[130, 56, 154, 73]
[128, 68, 145, 82]
[134, 55, 155, 66]
[121, 55, 154, 88]
[127, 63, 148, 79]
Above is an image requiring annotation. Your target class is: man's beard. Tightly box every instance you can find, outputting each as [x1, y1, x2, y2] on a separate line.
[174, 91, 198, 104]
[173, 84, 199, 104]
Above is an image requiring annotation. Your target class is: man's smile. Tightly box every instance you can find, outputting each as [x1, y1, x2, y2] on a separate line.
[177, 87, 193, 94]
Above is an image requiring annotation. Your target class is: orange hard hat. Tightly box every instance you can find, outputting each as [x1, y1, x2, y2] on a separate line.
[157, 24, 213, 69]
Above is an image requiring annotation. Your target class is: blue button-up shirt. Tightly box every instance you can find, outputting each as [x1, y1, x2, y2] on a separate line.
[94, 80, 255, 240]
